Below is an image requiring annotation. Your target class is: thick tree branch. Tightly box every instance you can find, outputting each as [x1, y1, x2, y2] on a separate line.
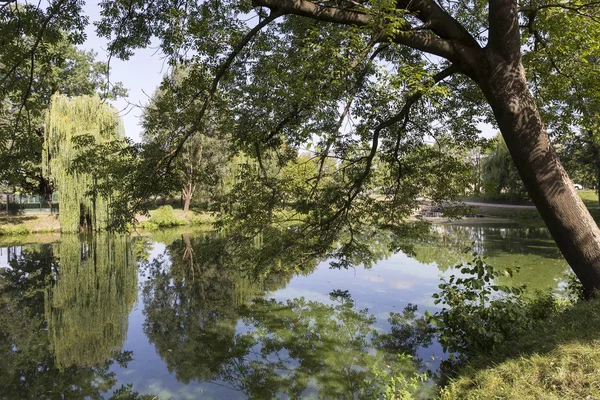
[395, 0, 480, 49]
[164, 12, 281, 170]
[325, 63, 459, 224]
[252, 0, 462, 62]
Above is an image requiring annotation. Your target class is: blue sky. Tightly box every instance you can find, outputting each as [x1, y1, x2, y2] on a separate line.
[80, 1, 166, 142]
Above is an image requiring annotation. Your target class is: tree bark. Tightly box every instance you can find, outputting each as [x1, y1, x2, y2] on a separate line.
[182, 183, 195, 213]
[476, 51, 600, 297]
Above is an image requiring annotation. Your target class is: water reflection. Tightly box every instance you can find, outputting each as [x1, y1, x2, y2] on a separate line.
[0, 222, 570, 399]
[141, 232, 316, 385]
[142, 236, 431, 398]
[410, 223, 568, 292]
[46, 234, 138, 370]
[0, 236, 145, 399]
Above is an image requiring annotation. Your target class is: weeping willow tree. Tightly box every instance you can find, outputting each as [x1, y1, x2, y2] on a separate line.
[43, 95, 124, 233]
[45, 234, 137, 370]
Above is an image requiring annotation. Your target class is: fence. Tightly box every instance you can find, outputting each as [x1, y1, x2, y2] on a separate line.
[0, 193, 59, 214]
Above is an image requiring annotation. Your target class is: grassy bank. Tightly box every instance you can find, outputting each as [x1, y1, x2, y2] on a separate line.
[0, 213, 61, 235]
[0, 206, 216, 236]
[441, 297, 600, 399]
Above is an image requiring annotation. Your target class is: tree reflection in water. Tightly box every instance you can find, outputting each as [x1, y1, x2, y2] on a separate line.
[141, 229, 435, 399]
[408, 224, 568, 292]
[0, 236, 149, 399]
[46, 234, 138, 370]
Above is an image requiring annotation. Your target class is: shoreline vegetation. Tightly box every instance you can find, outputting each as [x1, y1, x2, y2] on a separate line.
[441, 296, 600, 400]
[1, 190, 598, 237]
[0, 205, 216, 237]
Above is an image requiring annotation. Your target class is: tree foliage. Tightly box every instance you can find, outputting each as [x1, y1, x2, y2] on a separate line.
[142, 65, 233, 211]
[482, 134, 526, 201]
[43, 94, 125, 232]
[6, 0, 600, 291]
[0, 5, 125, 194]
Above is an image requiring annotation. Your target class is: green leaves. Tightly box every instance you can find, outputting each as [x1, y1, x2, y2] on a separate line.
[43, 94, 126, 232]
[0, 19, 125, 194]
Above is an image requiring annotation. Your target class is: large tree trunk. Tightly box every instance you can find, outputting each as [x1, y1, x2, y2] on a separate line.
[477, 50, 600, 297]
[242, 0, 600, 294]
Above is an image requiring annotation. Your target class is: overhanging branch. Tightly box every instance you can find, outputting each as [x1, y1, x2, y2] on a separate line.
[252, 0, 462, 62]
[325, 63, 460, 224]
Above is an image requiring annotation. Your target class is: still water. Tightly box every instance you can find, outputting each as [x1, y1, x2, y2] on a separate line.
[0, 222, 569, 399]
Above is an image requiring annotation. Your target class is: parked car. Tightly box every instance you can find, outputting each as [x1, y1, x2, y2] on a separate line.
[574, 183, 583, 190]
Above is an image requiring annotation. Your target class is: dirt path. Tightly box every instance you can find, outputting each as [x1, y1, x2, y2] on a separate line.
[460, 201, 536, 209]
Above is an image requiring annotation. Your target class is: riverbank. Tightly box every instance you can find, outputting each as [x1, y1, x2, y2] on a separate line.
[441, 296, 600, 399]
[438, 190, 600, 221]
[0, 206, 215, 236]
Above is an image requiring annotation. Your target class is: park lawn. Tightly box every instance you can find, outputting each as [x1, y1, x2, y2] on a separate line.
[0, 213, 60, 235]
[0, 209, 216, 236]
[457, 190, 598, 220]
[577, 189, 599, 207]
[441, 297, 600, 400]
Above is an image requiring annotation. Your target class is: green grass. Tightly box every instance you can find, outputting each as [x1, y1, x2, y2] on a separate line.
[0, 214, 61, 236]
[472, 206, 541, 220]
[458, 190, 599, 220]
[577, 189, 599, 208]
[462, 190, 598, 208]
[441, 297, 600, 399]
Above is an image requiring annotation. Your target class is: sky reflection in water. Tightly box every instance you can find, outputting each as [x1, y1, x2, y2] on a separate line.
[0, 223, 569, 399]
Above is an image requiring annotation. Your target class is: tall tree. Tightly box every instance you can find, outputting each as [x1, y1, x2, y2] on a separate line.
[43, 94, 125, 232]
[6, 1, 600, 293]
[482, 133, 526, 201]
[142, 65, 232, 212]
[560, 131, 600, 197]
[0, 13, 125, 196]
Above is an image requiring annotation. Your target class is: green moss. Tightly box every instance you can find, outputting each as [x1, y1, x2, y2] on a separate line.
[441, 298, 600, 399]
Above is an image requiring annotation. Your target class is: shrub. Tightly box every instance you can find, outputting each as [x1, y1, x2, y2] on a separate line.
[149, 206, 185, 228]
[431, 253, 569, 359]
[0, 225, 30, 236]
[139, 221, 159, 231]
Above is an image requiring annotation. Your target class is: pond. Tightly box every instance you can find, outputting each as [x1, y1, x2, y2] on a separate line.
[0, 222, 569, 399]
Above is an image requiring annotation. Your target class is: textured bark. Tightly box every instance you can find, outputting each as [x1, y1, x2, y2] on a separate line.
[476, 52, 600, 297]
